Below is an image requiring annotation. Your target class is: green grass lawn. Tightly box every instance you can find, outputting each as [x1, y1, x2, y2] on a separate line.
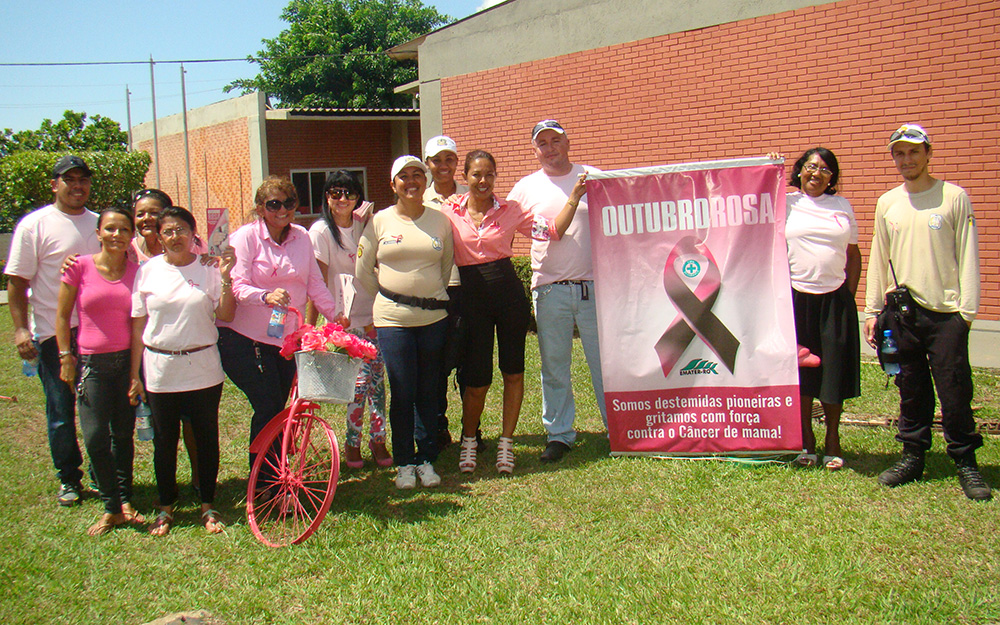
[0, 311, 998, 625]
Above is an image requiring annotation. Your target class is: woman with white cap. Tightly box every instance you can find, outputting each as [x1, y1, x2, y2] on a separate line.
[356, 155, 454, 490]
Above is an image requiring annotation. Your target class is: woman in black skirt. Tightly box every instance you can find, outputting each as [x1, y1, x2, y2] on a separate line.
[781, 147, 861, 470]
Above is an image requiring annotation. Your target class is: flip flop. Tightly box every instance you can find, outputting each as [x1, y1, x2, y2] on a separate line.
[823, 456, 845, 471]
[793, 453, 818, 467]
[149, 510, 173, 537]
[201, 508, 226, 534]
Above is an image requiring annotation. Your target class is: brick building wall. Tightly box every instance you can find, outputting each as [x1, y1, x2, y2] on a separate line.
[265, 118, 420, 212]
[438, 0, 1000, 319]
[136, 117, 253, 231]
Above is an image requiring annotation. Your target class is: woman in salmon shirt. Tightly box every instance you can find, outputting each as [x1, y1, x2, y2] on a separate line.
[442, 150, 583, 474]
[217, 176, 344, 483]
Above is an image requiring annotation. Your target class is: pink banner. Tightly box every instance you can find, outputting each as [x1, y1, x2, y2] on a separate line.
[586, 159, 801, 455]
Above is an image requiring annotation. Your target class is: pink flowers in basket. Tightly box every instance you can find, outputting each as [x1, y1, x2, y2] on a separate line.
[280, 322, 378, 361]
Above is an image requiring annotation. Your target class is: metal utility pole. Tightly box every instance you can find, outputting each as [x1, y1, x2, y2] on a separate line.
[125, 86, 133, 151]
[181, 63, 193, 209]
[149, 56, 160, 187]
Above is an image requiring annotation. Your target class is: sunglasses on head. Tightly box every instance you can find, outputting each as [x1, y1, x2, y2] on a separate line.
[889, 126, 929, 144]
[264, 198, 298, 212]
[133, 189, 172, 207]
[327, 188, 359, 201]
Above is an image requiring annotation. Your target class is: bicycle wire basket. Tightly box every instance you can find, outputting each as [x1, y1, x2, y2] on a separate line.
[294, 350, 362, 403]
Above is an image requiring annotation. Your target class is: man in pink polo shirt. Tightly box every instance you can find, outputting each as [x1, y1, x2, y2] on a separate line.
[506, 120, 607, 463]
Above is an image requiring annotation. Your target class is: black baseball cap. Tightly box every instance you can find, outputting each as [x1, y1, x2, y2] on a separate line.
[52, 155, 93, 178]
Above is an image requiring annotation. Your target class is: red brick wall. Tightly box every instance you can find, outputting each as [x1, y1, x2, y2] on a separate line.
[266, 118, 422, 212]
[439, 0, 1000, 319]
[136, 118, 252, 231]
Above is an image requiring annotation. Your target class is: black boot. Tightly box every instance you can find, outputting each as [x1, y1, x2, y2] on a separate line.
[955, 455, 992, 501]
[878, 449, 925, 487]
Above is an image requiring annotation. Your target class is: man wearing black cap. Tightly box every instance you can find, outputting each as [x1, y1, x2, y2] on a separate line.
[507, 120, 607, 463]
[863, 124, 990, 501]
[6, 155, 100, 506]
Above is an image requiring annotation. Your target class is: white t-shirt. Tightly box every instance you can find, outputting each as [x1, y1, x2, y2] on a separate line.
[784, 191, 858, 294]
[506, 164, 599, 289]
[308, 218, 375, 328]
[131, 255, 224, 393]
[4, 204, 100, 341]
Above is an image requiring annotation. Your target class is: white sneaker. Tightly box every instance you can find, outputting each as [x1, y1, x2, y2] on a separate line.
[415, 461, 441, 487]
[395, 465, 416, 489]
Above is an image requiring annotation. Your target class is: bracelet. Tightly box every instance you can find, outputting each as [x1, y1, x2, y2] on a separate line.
[261, 291, 270, 304]
[58, 350, 73, 358]
[567, 200, 579, 208]
[221, 279, 233, 289]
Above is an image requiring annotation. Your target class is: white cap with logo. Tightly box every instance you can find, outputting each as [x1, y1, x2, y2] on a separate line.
[424, 135, 458, 159]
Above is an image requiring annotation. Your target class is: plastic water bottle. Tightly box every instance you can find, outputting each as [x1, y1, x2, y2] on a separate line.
[267, 306, 287, 338]
[881, 330, 900, 376]
[22, 357, 39, 377]
[136, 402, 155, 442]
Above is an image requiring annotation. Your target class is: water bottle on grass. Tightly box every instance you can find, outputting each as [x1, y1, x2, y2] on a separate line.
[881, 330, 900, 376]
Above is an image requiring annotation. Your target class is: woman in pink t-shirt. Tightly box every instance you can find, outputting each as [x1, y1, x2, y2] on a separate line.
[442, 150, 583, 475]
[56, 207, 142, 536]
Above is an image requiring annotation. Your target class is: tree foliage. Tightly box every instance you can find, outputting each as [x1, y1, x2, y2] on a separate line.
[0, 150, 151, 232]
[226, 0, 450, 108]
[0, 111, 128, 158]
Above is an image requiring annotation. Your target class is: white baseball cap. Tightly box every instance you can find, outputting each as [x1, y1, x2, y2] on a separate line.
[424, 135, 458, 159]
[887, 124, 931, 149]
[390, 155, 428, 181]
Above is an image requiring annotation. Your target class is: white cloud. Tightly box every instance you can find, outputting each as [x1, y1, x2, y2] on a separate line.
[475, 0, 505, 13]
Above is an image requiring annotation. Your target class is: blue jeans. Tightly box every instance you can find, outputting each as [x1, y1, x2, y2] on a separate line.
[532, 282, 607, 445]
[378, 319, 448, 467]
[36, 335, 84, 486]
[77, 350, 135, 514]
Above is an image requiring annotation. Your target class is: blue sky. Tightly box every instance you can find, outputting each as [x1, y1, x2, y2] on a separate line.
[0, 0, 497, 135]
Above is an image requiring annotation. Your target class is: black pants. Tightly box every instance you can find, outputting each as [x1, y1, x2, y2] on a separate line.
[77, 350, 135, 514]
[894, 304, 982, 459]
[217, 327, 296, 472]
[147, 384, 223, 507]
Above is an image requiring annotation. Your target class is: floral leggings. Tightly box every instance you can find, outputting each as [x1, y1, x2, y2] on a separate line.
[345, 327, 387, 448]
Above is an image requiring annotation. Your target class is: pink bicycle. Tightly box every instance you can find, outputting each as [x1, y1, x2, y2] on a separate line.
[246, 308, 364, 547]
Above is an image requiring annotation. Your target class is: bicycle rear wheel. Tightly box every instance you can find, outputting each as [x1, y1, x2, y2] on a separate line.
[247, 400, 340, 547]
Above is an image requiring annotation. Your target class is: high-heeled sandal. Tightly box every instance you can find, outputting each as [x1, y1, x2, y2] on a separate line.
[496, 436, 514, 474]
[369, 440, 394, 467]
[344, 444, 364, 469]
[458, 436, 477, 473]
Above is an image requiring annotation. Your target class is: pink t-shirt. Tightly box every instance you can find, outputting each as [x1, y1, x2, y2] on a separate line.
[506, 164, 599, 289]
[218, 219, 341, 346]
[442, 193, 558, 267]
[61, 255, 138, 354]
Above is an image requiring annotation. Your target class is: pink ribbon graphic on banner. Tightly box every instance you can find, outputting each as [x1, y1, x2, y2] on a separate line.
[654, 235, 740, 376]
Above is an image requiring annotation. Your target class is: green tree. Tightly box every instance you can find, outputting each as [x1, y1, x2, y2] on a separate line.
[226, 0, 449, 108]
[0, 110, 128, 158]
[0, 150, 151, 232]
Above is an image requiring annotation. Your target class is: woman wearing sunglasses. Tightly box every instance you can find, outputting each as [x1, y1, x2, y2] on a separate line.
[307, 170, 391, 469]
[217, 176, 345, 480]
[774, 148, 861, 471]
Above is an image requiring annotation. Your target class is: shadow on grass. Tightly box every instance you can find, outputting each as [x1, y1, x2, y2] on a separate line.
[845, 448, 1000, 487]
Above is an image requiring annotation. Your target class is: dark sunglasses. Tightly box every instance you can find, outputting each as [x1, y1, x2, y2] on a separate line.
[327, 188, 359, 201]
[264, 198, 298, 212]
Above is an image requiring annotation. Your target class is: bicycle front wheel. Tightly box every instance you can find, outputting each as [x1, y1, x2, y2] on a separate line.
[247, 401, 340, 547]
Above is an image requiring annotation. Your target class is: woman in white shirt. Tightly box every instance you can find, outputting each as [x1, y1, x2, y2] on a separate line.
[782, 148, 861, 471]
[129, 206, 237, 536]
[308, 170, 391, 469]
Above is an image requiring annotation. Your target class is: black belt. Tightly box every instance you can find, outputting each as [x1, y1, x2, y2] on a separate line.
[145, 344, 213, 356]
[552, 280, 590, 285]
[378, 286, 450, 311]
